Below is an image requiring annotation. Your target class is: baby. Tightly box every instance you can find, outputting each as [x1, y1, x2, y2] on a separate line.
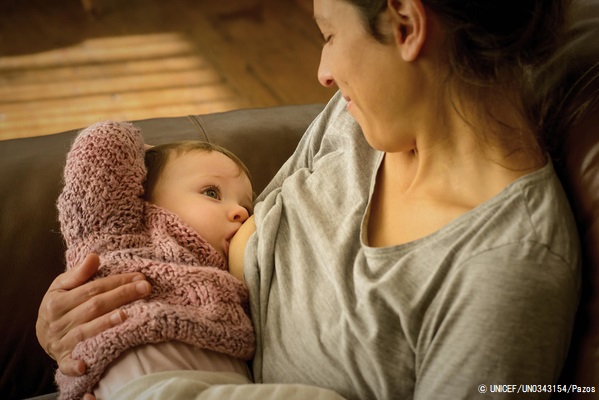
[55, 121, 255, 399]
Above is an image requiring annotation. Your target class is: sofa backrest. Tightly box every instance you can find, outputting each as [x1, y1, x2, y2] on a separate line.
[559, 105, 599, 394]
[530, 0, 599, 394]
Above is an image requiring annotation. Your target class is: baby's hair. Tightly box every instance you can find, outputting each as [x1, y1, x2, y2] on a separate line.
[143, 141, 253, 200]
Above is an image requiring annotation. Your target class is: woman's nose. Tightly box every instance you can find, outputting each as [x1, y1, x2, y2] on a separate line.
[317, 54, 335, 88]
[229, 204, 249, 223]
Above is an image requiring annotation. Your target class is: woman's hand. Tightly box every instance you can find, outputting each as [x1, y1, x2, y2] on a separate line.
[36, 253, 151, 376]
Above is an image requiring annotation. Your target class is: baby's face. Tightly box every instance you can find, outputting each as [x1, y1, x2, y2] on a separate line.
[150, 150, 253, 261]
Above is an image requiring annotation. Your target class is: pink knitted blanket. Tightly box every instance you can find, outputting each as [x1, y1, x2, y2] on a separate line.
[55, 121, 255, 400]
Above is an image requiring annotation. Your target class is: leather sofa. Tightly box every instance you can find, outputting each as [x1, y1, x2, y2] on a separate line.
[2, 1, 599, 398]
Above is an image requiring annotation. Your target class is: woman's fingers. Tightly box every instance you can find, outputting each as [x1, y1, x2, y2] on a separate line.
[48, 253, 101, 291]
[57, 353, 87, 377]
[59, 271, 150, 328]
[55, 308, 127, 375]
[58, 279, 150, 354]
[36, 253, 151, 375]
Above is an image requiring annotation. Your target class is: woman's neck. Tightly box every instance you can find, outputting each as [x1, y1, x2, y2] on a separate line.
[384, 87, 546, 207]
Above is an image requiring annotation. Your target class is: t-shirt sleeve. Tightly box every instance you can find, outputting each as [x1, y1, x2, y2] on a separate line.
[255, 91, 345, 202]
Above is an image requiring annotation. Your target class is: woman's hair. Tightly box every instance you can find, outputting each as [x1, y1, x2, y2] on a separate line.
[345, 0, 570, 154]
[143, 141, 253, 200]
[526, 0, 599, 162]
[346, 0, 567, 85]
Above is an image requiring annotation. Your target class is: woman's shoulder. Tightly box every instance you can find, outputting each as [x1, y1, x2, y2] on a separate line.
[459, 161, 580, 272]
[509, 161, 578, 252]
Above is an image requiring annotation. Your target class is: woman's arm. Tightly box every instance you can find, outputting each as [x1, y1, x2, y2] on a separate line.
[36, 253, 151, 376]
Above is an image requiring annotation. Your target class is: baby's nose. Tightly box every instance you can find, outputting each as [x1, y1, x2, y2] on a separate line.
[229, 204, 249, 223]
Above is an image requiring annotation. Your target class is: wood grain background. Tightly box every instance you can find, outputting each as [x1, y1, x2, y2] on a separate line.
[0, 0, 333, 140]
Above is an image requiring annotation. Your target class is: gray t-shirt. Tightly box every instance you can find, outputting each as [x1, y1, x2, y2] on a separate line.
[244, 92, 581, 400]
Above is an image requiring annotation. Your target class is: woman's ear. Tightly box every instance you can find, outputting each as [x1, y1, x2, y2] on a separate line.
[386, 0, 426, 62]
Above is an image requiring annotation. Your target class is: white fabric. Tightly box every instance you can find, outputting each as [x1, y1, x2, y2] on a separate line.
[109, 370, 346, 400]
[94, 341, 250, 399]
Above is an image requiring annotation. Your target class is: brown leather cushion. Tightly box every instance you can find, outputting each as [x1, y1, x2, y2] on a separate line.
[559, 109, 599, 393]
[535, 1, 599, 395]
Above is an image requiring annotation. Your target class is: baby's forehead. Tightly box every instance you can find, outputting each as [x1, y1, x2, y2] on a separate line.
[167, 149, 250, 180]
[168, 148, 223, 165]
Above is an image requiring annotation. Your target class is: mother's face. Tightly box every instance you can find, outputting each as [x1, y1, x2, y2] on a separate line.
[314, 0, 426, 153]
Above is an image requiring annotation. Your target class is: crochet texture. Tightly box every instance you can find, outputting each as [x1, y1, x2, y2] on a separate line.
[55, 121, 255, 400]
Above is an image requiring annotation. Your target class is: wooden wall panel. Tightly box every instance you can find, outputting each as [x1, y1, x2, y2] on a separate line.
[0, 0, 332, 140]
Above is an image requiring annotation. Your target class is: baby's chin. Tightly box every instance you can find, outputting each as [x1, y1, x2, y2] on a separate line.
[222, 243, 230, 262]
[221, 251, 229, 265]
[205, 240, 227, 266]
[218, 248, 228, 266]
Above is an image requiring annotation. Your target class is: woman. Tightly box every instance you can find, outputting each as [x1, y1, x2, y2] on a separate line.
[37, 0, 580, 399]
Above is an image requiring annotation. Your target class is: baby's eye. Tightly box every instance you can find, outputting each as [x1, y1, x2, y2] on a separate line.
[202, 186, 220, 199]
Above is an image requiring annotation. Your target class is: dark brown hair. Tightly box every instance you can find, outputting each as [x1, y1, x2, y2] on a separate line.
[346, 0, 567, 85]
[344, 0, 569, 154]
[143, 141, 253, 200]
